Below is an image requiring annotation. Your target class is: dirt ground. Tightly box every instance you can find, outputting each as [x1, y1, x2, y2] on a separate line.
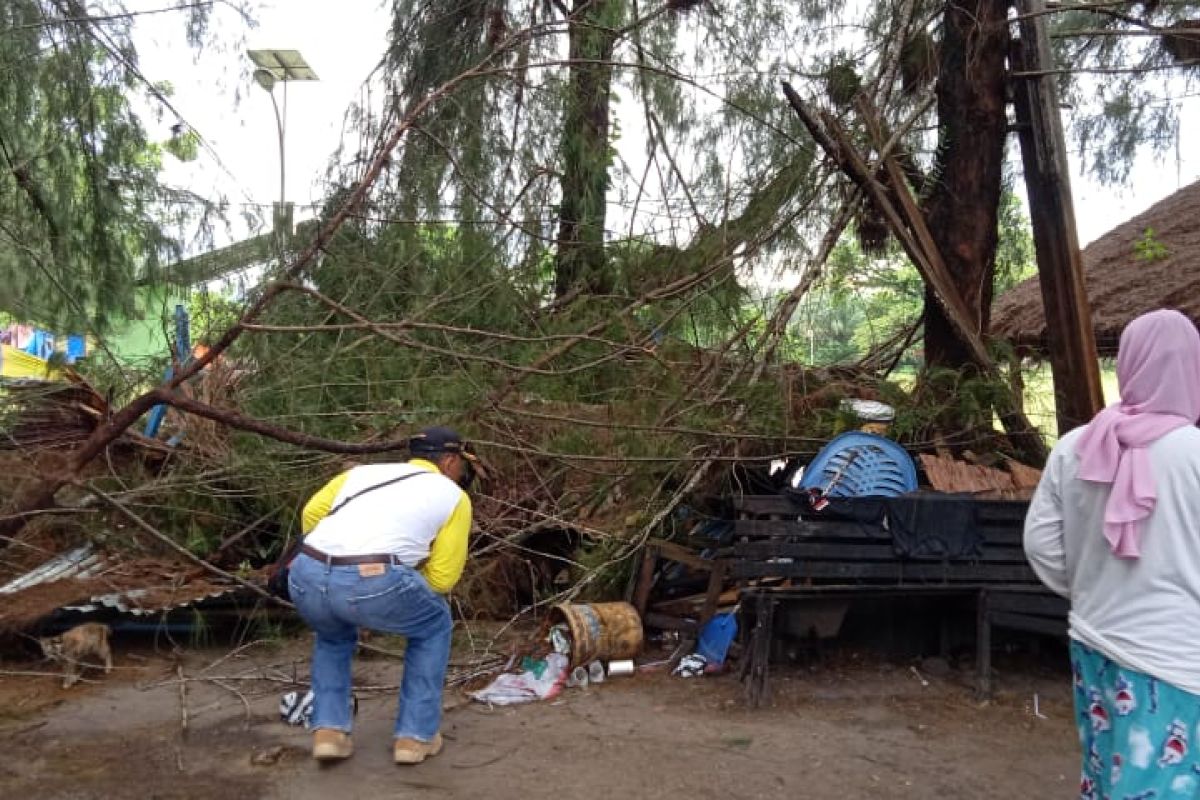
[0, 631, 1081, 800]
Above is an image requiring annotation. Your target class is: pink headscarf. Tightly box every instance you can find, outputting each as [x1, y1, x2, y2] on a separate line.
[1075, 309, 1200, 558]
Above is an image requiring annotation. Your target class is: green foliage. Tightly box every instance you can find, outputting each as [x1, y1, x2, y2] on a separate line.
[823, 55, 862, 108]
[50, 0, 1183, 614]
[1051, 3, 1200, 183]
[1134, 227, 1171, 263]
[163, 127, 201, 164]
[573, 538, 635, 603]
[0, 2, 217, 333]
[994, 189, 1038, 294]
[188, 289, 242, 346]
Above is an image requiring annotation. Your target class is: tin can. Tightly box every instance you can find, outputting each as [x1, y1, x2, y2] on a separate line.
[607, 659, 635, 677]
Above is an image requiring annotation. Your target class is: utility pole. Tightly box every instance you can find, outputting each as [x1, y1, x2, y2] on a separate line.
[1011, 0, 1105, 436]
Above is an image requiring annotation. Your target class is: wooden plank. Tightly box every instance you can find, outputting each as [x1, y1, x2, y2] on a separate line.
[731, 560, 1038, 583]
[740, 585, 987, 600]
[701, 559, 730, 624]
[977, 528, 1026, 546]
[1011, 0, 1104, 434]
[974, 501, 1031, 523]
[734, 541, 1032, 565]
[1003, 457, 1043, 490]
[653, 539, 718, 572]
[730, 495, 800, 517]
[736, 519, 1029, 554]
[736, 541, 897, 560]
[989, 611, 1067, 638]
[632, 544, 658, 616]
[734, 519, 885, 540]
[652, 588, 740, 615]
[733, 494, 1031, 525]
[919, 453, 1016, 494]
[987, 592, 1068, 616]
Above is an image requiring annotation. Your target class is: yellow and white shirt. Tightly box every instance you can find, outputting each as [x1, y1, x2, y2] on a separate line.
[301, 460, 472, 594]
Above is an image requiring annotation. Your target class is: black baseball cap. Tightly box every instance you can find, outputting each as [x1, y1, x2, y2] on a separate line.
[409, 426, 472, 458]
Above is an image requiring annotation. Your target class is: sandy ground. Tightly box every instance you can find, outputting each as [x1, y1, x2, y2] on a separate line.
[0, 634, 1081, 800]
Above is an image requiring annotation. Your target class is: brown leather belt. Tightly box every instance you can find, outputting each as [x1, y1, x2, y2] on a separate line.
[300, 543, 402, 566]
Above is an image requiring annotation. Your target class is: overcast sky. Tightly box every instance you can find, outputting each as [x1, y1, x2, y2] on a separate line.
[131, 0, 1199, 254]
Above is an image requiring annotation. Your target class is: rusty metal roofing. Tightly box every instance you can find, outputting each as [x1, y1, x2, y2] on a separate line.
[0, 544, 248, 627]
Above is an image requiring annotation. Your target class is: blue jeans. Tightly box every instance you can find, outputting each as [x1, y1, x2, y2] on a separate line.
[287, 553, 452, 741]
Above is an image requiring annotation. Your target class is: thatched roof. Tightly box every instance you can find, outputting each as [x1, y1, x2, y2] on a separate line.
[991, 179, 1200, 355]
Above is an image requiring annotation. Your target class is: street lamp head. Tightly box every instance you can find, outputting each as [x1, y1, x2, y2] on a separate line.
[247, 49, 319, 84]
[253, 68, 277, 92]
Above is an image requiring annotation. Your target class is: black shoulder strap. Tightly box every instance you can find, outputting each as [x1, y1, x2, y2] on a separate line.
[326, 469, 431, 518]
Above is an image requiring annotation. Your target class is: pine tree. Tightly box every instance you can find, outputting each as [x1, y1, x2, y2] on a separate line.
[0, 1, 214, 333]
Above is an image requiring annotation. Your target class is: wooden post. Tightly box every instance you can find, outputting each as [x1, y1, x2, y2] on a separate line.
[700, 559, 729, 625]
[976, 589, 992, 700]
[632, 543, 660, 618]
[1012, 0, 1105, 435]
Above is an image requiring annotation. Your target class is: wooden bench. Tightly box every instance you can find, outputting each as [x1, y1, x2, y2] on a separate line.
[730, 494, 1067, 706]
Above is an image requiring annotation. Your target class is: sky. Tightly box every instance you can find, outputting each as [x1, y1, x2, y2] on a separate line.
[134, 1, 387, 243]
[130, 0, 1200, 257]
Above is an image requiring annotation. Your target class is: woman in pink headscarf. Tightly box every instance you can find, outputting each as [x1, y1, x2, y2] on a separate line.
[1025, 309, 1200, 797]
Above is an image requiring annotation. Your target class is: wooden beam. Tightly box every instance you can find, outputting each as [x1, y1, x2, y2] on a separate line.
[781, 82, 1048, 461]
[1011, 0, 1105, 435]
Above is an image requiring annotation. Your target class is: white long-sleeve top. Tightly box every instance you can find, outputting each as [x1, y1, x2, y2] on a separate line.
[1024, 424, 1200, 694]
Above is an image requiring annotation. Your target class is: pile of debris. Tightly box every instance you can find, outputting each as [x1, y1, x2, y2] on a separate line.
[0, 544, 258, 632]
[0, 375, 169, 456]
[635, 431, 1044, 634]
[468, 602, 644, 706]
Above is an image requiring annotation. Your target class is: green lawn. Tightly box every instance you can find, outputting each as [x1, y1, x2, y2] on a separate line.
[1020, 362, 1118, 443]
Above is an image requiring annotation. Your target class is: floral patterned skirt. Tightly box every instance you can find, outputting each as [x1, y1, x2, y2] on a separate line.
[1072, 639, 1200, 799]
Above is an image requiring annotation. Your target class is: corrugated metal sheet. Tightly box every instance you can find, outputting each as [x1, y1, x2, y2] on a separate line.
[0, 546, 106, 593]
[0, 544, 245, 619]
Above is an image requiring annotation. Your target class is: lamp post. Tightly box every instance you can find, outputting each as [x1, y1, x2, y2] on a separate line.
[247, 49, 318, 244]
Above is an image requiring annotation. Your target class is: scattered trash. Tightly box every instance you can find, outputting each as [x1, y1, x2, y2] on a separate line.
[549, 625, 571, 656]
[695, 613, 738, 669]
[1033, 693, 1047, 719]
[567, 665, 590, 688]
[550, 602, 643, 667]
[520, 655, 550, 679]
[279, 690, 314, 727]
[469, 606, 646, 706]
[607, 659, 635, 677]
[666, 613, 737, 679]
[909, 666, 929, 687]
[469, 652, 569, 706]
[279, 689, 358, 727]
[673, 653, 708, 678]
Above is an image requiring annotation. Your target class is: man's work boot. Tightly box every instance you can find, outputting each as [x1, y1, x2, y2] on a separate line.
[393, 733, 443, 765]
[312, 729, 353, 762]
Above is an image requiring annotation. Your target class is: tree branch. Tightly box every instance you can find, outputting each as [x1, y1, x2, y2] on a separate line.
[0, 37, 521, 542]
[81, 482, 291, 608]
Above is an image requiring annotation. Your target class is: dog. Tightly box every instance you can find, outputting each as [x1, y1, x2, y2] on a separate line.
[39, 623, 113, 688]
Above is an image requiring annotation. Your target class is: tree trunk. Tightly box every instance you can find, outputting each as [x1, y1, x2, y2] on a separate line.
[921, 0, 1010, 370]
[553, 0, 619, 299]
